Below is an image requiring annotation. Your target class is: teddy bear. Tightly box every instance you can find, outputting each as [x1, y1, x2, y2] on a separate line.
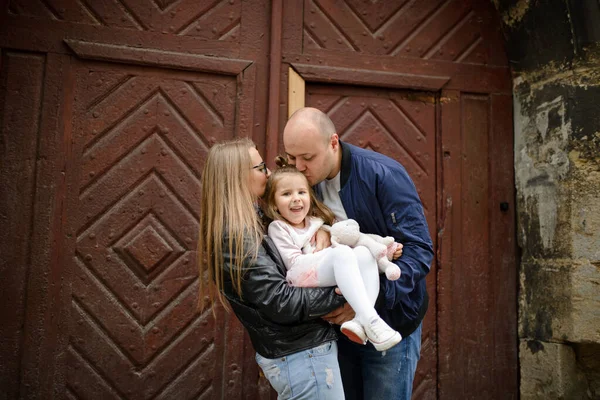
[326, 219, 401, 281]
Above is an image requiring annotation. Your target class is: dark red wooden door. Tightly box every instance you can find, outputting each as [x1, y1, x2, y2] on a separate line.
[1, 0, 517, 399]
[279, 0, 517, 399]
[66, 61, 239, 399]
[0, 0, 271, 399]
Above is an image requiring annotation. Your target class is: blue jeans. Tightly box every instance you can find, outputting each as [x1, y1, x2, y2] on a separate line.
[255, 341, 345, 399]
[338, 323, 422, 400]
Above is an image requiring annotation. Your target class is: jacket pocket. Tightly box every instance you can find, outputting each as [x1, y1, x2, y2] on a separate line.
[391, 204, 428, 238]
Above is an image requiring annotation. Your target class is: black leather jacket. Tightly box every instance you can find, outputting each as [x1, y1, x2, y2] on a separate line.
[221, 234, 344, 358]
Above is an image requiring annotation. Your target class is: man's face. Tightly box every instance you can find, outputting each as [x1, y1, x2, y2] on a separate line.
[283, 123, 337, 186]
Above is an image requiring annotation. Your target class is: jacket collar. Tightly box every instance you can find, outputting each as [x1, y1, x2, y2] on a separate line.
[339, 140, 352, 189]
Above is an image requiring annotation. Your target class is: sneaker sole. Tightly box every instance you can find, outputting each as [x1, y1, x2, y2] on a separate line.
[340, 326, 367, 345]
[371, 332, 402, 351]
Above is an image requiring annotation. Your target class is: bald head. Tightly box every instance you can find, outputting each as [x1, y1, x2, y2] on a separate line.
[286, 107, 336, 143]
[283, 107, 342, 185]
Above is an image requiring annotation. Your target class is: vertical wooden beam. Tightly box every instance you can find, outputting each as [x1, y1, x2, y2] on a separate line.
[489, 93, 518, 397]
[265, 0, 283, 166]
[19, 52, 71, 400]
[0, 49, 46, 400]
[288, 67, 305, 118]
[438, 89, 462, 399]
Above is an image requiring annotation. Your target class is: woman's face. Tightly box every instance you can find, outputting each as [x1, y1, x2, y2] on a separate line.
[248, 147, 270, 198]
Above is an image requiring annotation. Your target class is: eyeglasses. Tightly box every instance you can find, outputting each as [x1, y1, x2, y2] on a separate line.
[252, 161, 268, 175]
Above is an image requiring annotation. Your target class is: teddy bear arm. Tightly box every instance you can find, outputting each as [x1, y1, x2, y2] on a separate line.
[355, 236, 387, 257]
[365, 233, 394, 246]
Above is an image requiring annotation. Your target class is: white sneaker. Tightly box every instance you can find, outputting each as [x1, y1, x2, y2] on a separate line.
[341, 319, 367, 345]
[364, 317, 402, 351]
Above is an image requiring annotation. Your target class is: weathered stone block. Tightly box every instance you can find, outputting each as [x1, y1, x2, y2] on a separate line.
[520, 259, 600, 343]
[570, 133, 600, 262]
[569, 262, 600, 342]
[520, 340, 589, 399]
[514, 85, 573, 259]
[576, 343, 600, 399]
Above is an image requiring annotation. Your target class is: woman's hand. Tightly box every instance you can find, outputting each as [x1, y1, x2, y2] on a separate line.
[313, 228, 331, 252]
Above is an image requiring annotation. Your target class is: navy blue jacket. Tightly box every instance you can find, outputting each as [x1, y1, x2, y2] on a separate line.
[315, 142, 433, 337]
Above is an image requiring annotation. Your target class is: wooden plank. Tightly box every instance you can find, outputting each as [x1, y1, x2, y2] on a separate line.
[438, 89, 462, 398]
[64, 39, 252, 75]
[490, 93, 518, 398]
[292, 62, 450, 91]
[440, 91, 511, 398]
[288, 67, 305, 117]
[0, 49, 46, 400]
[265, 0, 283, 168]
[18, 52, 72, 399]
[460, 94, 492, 396]
[286, 50, 512, 94]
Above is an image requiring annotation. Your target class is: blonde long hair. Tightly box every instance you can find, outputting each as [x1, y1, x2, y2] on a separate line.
[263, 157, 335, 226]
[197, 137, 263, 312]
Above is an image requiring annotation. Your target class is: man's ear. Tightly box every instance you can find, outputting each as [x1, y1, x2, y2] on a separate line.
[330, 133, 339, 150]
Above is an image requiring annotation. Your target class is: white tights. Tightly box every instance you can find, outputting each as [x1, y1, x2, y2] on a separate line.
[313, 245, 380, 325]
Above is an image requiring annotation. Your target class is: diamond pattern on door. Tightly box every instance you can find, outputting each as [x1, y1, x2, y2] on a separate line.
[8, 0, 241, 40]
[66, 62, 236, 399]
[304, 0, 492, 65]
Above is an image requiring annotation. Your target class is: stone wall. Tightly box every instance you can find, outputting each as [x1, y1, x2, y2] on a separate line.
[494, 1, 600, 398]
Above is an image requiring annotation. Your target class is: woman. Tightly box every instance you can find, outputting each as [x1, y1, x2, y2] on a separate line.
[197, 137, 345, 399]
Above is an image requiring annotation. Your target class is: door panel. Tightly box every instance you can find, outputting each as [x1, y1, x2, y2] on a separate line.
[306, 84, 437, 399]
[8, 0, 243, 42]
[438, 91, 517, 399]
[300, 0, 506, 66]
[65, 60, 237, 399]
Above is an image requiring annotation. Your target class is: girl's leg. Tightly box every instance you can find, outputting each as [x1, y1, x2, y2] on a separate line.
[340, 246, 380, 344]
[338, 246, 402, 351]
[314, 245, 377, 324]
[352, 246, 379, 306]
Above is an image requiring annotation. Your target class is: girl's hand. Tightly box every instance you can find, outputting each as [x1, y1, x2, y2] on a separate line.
[392, 243, 403, 260]
[314, 228, 331, 252]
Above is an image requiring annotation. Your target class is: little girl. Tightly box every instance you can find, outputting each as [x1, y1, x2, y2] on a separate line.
[264, 164, 403, 351]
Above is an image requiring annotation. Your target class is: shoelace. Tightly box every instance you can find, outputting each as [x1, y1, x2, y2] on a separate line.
[368, 318, 389, 340]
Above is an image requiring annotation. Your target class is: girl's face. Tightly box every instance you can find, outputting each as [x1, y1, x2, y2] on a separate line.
[274, 173, 311, 228]
[248, 147, 270, 198]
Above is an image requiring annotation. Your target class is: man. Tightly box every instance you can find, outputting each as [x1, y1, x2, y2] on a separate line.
[283, 107, 433, 400]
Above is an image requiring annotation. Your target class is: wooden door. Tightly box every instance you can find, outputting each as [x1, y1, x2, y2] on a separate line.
[1, 1, 517, 399]
[279, 0, 517, 399]
[65, 61, 238, 400]
[0, 1, 270, 399]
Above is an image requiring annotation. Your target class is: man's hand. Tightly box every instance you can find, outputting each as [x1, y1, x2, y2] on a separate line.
[322, 302, 355, 325]
[314, 228, 331, 252]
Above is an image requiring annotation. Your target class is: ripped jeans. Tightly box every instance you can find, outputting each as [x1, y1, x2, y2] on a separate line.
[255, 341, 345, 399]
